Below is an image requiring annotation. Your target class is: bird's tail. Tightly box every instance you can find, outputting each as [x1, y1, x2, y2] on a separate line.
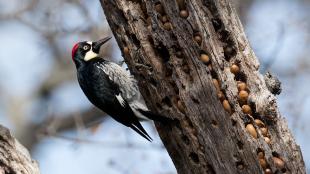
[137, 109, 172, 123]
[130, 123, 153, 142]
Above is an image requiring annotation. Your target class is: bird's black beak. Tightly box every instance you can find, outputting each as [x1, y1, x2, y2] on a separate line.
[93, 36, 112, 53]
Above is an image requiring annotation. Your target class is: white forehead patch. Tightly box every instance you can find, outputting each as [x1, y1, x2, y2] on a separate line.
[84, 41, 98, 61]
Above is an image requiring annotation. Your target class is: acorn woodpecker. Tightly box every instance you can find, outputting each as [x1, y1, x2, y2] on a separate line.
[71, 36, 169, 141]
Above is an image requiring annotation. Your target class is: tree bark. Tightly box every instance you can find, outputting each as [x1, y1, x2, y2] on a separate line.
[99, 0, 305, 173]
[0, 124, 40, 174]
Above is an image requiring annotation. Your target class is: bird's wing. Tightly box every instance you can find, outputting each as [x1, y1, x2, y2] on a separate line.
[96, 61, 140, 102]
[95, 62, 152, 141]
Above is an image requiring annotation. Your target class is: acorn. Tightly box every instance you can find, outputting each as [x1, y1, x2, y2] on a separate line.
[265, 168, 272, 174]
[161, 15, 168, 23]
[242, 105, 252, 115]
[272, 157, 285, 169]
[163, 22, 172, 30]
[237, 164, 244, 170]
[260, 127, 268, 137]
[123, 47, 129, 55]
[208, 64, 212, 71]
[146, 17, 152, 25]
[223, 100, 232, 113]
[230, 64, 240, 74]
[200, 54, 210, 63]
[254, 119, 265, 127]
[177, 100, 186, 114]
[239, 90, 249, 101]
[259, 158, 267, 169]
[155, 4, 164, 14]
[258, 151, 264, 159]
[180, 10, 189, 18]
[213, 79, 221, 92]
[217, 91, 225, 101]
[194, 35, 202, 44]
[246, 124, 257, 139]
[237, 82, 247, 91]
[264, 137, 271, 144]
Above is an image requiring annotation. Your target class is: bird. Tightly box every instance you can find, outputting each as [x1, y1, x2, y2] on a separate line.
[71, 36, 170, 141]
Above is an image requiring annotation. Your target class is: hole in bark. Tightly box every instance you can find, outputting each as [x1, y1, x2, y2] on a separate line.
[156, 102, 162, 109]
[211, 120, 218, 127]
[219, 30, 230, 42]
[281, 168, 287, 173]
[189, 152, 199, 164]
[191, 96, 200, 104]
[224, 46, 236, 61]
[130, 34, 141, 47]
[234, 71, 247, 83]
[242, 114, 252, 125]
[162, 96, 172, 107]
[177, 0, 186, 10]
[155, 44, 170, 63]
[155, 2, 165, 15]
[170, 81, 179, 94]
[148, 35, 154, 45]
[237, 140, 243, 150]
[272, 152, 280, 158]
[236, 161, 245, 170]
[231, 119, 237, 126]
[212, 18, 223, 31]
[181, 62, 191, 74]
[193, 32, 202, 45]
[182, 135, 190, 145]
[165, 64, 173, 77]
[149, 77, 158, 87]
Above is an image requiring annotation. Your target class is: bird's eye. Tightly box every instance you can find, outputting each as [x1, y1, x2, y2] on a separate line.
[83, 45, 90, 50]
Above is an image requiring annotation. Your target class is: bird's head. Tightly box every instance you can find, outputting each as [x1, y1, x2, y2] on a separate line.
[71, 36, 111, 65]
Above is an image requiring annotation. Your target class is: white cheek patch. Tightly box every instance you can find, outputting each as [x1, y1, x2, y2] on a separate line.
[84, 50, 98, 61]
[84, 42, 98, 61]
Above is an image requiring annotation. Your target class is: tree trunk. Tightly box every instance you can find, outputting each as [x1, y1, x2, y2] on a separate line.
[0, 124, 40, 174]
[99, 0, 305, 173]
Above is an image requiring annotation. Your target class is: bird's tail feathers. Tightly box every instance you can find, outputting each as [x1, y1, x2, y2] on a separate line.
[130, 124, 153, 142]
[137, 109, 172, 123]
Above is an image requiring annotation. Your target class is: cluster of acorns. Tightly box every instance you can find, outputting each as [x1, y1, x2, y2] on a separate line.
[258, 150, 286, 173]
[199, 51, 286, 172]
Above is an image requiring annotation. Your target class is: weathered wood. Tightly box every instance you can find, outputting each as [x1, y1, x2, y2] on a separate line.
[0, 125, 40, 174]
[99, 0, 305, 173]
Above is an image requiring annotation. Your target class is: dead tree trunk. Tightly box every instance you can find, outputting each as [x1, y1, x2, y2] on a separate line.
[99, 0, 305, 173]
[0, 124, 40, 174]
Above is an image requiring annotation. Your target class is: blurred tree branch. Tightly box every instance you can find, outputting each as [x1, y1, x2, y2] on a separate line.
[0, 124, 40, 174]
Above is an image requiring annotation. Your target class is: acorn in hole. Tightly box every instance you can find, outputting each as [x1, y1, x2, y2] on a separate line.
[239, 90, 249, 101]
[163, 22, 172, 30]
[260, 127, 268, 136]
[237, 81, 247, 91]
[254, 119, 265, 127]
[265, 168, 272, 174]
[272, 157, 285, 169]
[213, 79, 221, 92]
[123, 47, 129, 55]
[242, 105, 252, 115]
[200, 53, 210, 64]
[230, 64, 240, 74]
[223, 100, 232, 114]
[194, 34, 202, 44]
[258, 151, 264, 159]
[259, 158, 267, 169]
[264, 137, 271, 144]
[155, 4, 164, 14]
[246, 124, 257, 139]
[180, 10, 189, 18]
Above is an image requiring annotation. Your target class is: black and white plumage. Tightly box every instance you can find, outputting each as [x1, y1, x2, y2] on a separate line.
[71, 37, 169, 141]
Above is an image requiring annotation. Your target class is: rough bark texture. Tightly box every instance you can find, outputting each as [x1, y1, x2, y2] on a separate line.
[0, 124, 40, 174]
[99, 0, 305, 173]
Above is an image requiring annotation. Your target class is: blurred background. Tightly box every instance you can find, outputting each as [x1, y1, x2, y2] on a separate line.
[0, 0, 309, 173]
